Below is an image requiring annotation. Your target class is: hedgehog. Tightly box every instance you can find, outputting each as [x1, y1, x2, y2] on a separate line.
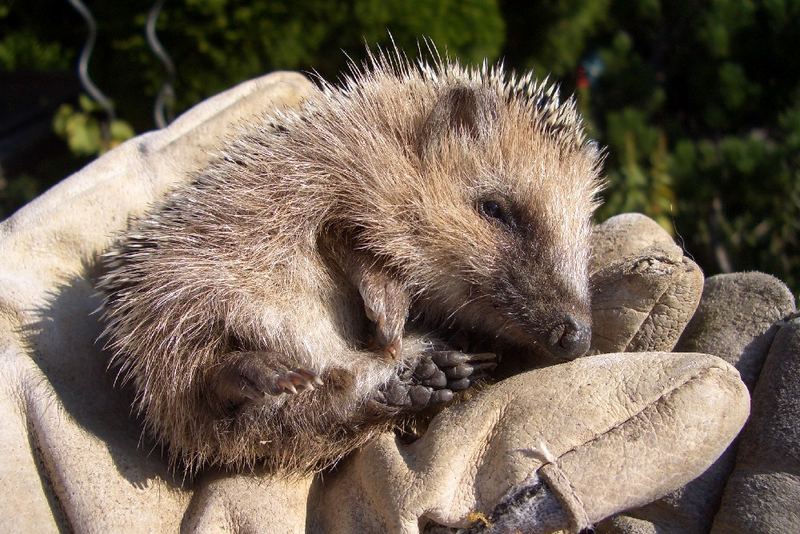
[97, 47, 604, 475]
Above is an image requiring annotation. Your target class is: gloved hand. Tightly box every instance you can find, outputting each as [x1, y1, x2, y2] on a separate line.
[0, 72, 767, 534]
[592, 215, 797, 534]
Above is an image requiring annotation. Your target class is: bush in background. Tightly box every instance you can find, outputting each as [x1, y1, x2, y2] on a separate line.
[1, 0, 798, 295]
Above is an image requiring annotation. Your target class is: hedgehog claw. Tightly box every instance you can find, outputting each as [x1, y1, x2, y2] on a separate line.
[212, 351, 321, 409]
[431, 351, 469, 367]
[276, 379, 298, 395]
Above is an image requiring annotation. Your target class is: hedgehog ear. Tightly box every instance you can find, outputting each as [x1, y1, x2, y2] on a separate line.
[418, 86, 498, 158]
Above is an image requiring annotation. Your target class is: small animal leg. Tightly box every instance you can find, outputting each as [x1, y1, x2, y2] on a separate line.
[359, 268, 411, 358]
[212, 351, 323, 408]
[343, 251, 411, 359]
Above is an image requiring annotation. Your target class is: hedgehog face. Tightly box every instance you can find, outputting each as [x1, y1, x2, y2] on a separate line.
[408, 84, 603, 360]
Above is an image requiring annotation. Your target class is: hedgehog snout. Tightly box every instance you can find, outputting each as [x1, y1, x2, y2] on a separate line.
[546, 315, 591, 360]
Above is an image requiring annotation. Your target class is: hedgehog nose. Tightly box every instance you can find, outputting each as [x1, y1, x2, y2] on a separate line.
[548, 316, 591, 360]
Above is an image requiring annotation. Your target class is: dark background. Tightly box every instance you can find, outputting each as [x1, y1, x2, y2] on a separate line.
[1, 0, 798, 296]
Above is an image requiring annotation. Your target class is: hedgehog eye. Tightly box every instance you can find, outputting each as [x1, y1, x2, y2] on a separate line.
[477, 199, 515, 228]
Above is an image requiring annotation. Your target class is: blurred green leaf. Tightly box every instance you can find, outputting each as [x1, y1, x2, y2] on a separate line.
[52, 96, 135, 157]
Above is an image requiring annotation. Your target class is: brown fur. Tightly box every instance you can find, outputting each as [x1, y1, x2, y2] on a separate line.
[97, 47, 604, 475]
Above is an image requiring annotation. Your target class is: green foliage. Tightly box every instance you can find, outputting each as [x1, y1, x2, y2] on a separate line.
[599, 108, 675, 230]
[0, 0, 503, 217]
[1, 0, 798, 296]
[501, 0, 800, 294]
[0, 30, 71, 71]
[0, 173, 38, 215]
[1, 0, 504, 132]
[52, 95, 135, 156]
[0, 1, 74, 71]
[65, 0, 505, 123]
[502, 0, 611, 77]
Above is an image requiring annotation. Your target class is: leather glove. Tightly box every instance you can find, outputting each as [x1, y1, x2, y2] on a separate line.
[0, 73, 761, 534]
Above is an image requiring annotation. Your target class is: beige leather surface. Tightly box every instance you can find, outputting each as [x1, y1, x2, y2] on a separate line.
[589, 214, 704, 355]
[677, 272, 796, 388]
[0, 71, 766, 533]
[590, 213, 677, 271]
[312, 352, 748, 534]
[712, 314, 800, 533]
[601, 273, 796, 534]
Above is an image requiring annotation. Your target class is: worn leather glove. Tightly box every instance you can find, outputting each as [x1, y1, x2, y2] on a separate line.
[0, 72, 765, 534]
[592, 216, 797, 534]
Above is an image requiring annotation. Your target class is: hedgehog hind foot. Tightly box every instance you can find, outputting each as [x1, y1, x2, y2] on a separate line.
[370, 349, 497, 414]
[212, 351, 323, 409]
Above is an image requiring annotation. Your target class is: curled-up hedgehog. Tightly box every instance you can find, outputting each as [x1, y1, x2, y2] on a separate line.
[97, 48, 604, 475]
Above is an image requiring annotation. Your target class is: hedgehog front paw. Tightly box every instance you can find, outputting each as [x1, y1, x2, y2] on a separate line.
[212, 351, 323, 408]
[372, 350, 497, 412]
